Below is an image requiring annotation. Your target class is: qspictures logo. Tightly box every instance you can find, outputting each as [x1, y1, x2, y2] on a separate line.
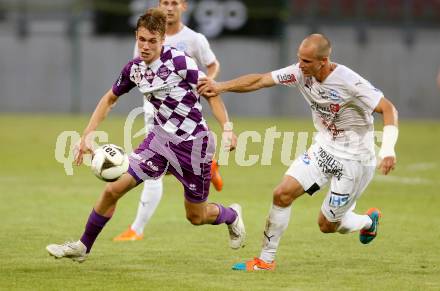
[53, 106, 383, 176]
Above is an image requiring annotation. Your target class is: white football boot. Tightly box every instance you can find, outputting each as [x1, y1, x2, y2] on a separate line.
[46, 240, 88, 263]
[228, 203, 246, 249]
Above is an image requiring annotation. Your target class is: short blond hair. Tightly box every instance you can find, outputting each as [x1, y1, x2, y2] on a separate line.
[303, 34, 332, 60]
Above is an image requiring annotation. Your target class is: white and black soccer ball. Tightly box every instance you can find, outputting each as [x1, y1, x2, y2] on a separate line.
[91, 144, 129, 182]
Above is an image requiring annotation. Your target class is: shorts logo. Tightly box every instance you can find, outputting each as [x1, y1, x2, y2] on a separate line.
[146, 160, 159, 172]
[317, 147, 343, 180]
[329, 192, 349, 207]
[301, 152, 311, 165]
[189, 183, 197, 191]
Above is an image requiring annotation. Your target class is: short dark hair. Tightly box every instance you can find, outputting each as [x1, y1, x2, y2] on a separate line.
[136, 8, 166, 37]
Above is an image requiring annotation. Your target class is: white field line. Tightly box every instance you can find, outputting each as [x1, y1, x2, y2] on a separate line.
[373, 175, 436, 185]
[404, 162, 438, 171]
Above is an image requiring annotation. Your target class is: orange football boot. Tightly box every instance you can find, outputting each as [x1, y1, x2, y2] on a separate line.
[113, 227, 143, 241]
[210, 159, 223, 191]
[232, 257, 276, 271]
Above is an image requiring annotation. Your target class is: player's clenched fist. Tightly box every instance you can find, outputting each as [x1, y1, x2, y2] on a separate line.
[378, 156, 396, 175]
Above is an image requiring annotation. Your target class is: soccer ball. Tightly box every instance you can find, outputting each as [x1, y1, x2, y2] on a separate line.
[91, 144, 129, 182]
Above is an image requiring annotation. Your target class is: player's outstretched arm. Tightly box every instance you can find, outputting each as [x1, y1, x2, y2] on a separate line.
[374, 97, 399, 175]
[197, 72, 276, 97]
[74, 89, 119, 165]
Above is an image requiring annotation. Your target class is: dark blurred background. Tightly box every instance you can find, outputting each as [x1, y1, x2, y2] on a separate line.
[1, 0, 439, 118]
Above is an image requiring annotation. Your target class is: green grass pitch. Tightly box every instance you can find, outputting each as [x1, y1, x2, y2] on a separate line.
[0, 114, 439, 290]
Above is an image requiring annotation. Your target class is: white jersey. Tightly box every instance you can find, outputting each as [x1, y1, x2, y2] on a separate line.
[134, 26, 217, 121]
[271, 63, 383, 161]
[133, 25, 216, 67]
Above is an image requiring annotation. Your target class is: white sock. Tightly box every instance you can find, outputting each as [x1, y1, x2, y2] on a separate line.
[259, 204, 292, 263]
[131, 178, 163, 235]
[337, 211, 372, 234]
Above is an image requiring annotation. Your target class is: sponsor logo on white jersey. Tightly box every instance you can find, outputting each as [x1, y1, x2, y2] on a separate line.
[317, 89, 342, 101]
[277, 73, 296, 84]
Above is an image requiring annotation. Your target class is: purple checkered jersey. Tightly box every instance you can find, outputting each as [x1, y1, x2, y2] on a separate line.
[112, 45, 208, 140]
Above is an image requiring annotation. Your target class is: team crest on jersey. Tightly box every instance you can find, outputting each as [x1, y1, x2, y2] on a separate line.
[145, 68, 155, 82]
[329, 89, 341, 101]
[132, 67, 143, 84]
[157, 66, 171, 80]
[318, 89, 341, 102]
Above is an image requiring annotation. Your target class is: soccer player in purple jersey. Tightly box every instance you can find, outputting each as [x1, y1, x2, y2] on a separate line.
[113, 0, 229, 242]
[46, 8, 245, 263]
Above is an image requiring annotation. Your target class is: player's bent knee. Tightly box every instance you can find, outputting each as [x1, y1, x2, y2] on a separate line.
[103, 175, 135, 202]
[318, 219, 338, 233]
[273, 177, 305, 207]
[319, 224, 335, 233]
[186, 213, 204, 226]
[273, 186, 295, 207]
[103, 183, 123, 202]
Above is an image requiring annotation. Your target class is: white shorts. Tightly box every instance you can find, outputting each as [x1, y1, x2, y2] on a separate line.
[286, 144, 375, 222]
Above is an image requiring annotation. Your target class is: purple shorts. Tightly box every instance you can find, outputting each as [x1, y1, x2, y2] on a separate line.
[127, 130, 215, 203]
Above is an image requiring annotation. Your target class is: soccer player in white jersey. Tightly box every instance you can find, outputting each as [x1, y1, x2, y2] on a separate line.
[46, 8, 245, 263]
[198, 34, 399, 271]
[113, 0, 229, 241]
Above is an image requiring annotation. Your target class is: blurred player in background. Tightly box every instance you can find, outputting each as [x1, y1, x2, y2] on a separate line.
[437, 67, 440, 90]
[198, 34, 398, 271]
[113, 0, 231, 242]
[46, 8, 245, 263]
